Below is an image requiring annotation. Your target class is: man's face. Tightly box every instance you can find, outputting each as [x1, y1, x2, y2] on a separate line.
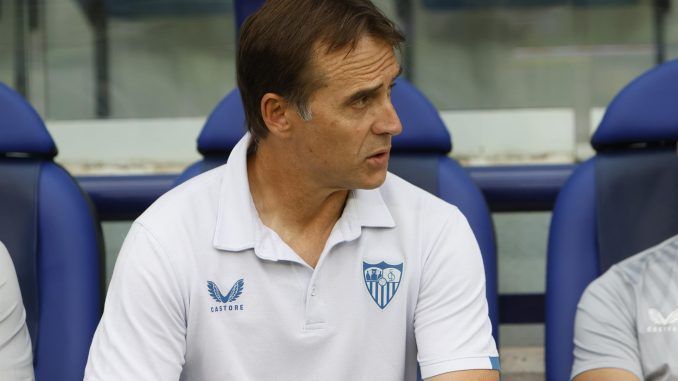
[286, 35, 402, 191]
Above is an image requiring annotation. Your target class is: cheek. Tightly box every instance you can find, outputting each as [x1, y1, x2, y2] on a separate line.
[305, 128, 343, 166]
[307, 115, 369, 163]
[336, 126, 367, 158]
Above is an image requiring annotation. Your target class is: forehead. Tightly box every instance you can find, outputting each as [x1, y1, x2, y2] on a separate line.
[313, 36, 399, 88]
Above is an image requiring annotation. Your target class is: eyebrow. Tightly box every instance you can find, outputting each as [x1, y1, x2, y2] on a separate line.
[343, 67, 403, 106]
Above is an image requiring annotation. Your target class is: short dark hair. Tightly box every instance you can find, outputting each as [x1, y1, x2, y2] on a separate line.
[237, 0, 405, 148]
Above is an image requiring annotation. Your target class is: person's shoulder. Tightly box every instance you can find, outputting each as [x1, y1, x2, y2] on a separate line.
[0, 241, 24, 324]
[380, 171, 459, 216]
[0, 241, 13, 282]
[379, 172, 467, 233]
[136, 165, 225, 230]
[0, 241, 8, 261]
[613, 234, 678, 285]
[582, 265, 628, 306]
[0, 241, 34, 379]
[583, 234, 678, 303]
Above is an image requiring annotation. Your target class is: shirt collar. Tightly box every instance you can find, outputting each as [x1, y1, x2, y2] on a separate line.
[213, 133, 396, 258]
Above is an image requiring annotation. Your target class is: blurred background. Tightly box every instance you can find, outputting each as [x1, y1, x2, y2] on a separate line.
[1, 0, 676, 378]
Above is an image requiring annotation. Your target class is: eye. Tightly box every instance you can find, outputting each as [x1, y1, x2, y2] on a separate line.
[353, 95, 370, 109]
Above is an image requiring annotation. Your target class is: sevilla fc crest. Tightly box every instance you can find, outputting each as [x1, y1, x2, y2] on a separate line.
[363, 261, 403, 309]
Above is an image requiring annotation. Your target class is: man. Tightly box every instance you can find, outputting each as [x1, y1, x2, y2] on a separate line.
[571, 234, 678, 381]
[85, 0, 499, 379]
[0, 242, 34, 381]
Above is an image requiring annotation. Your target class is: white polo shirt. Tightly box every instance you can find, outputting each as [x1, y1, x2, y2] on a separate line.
[85, 134, 498, 381]
[0, 242, 34, 381]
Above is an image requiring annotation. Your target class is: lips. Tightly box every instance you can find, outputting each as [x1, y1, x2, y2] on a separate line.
[368, 148, 391, 159]
[366, 150, 390, 167]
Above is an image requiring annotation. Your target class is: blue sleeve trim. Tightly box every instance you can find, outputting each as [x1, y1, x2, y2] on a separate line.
[490, 356, 501, 370]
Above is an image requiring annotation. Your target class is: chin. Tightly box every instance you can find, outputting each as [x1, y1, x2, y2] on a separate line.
[355, 171, 388, 190]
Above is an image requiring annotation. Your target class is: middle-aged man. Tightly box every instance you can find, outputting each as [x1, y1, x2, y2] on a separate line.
[571, 233, 678, 381]
[85, 0, 499, 379]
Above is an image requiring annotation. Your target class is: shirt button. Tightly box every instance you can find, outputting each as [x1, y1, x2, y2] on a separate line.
[311, 286, 317, 296]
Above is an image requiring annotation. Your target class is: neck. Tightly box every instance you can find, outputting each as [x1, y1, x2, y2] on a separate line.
[247, 142, 348, 237]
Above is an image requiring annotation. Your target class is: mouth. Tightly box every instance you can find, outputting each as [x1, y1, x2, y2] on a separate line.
[366, 149, 390, 167]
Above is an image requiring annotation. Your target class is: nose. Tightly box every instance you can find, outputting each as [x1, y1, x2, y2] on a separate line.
[373, 99, 403, 136]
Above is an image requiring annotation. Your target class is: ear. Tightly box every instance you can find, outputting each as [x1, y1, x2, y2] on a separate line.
[260, 93, 292, 138]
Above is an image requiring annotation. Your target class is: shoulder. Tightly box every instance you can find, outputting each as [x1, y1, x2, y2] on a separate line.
[136, 165, 225, 232]
[380, 171, 461, 221]
[120, 165, 230, 262]
[0, 242, 12, 278]
[569, 242, 676, 381]
[580, 262, 634, 314]
[379, 173, 473, 258]
[0, 242, 34, 376]
[0, 242, 20, 300]
[579, 235, 678, 316]
[380, 172, 469, 238]
[613, 234, 678, 285]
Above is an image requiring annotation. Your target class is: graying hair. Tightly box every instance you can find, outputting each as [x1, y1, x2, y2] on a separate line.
[297, 103, 313, 121]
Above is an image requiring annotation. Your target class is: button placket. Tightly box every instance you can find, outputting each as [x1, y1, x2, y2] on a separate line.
[303, 272, 327, 330]
[301, 220, 349, 331]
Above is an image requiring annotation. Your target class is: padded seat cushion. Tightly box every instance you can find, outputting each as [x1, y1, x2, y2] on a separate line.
[596, 148, 678, 272]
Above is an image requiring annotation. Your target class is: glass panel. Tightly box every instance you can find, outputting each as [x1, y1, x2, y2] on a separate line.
[495, 212, 550, 294]
[665, 1, 678, 59]
[411, 0, 661, 161]
[0, 1, 20, 90]
[43, 0, 236, 120]
[412, 1, 656, 110]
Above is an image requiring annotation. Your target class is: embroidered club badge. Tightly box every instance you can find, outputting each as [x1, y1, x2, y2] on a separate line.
[363, 261, 403, 309]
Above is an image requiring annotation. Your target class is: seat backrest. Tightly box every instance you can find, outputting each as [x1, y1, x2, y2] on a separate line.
[176, 78, 499, 340]
[234, 0, 266, 31]
[77, 0, 233, 18]
[0, 83, 103, 381]
[545, 60, 678, 381]
[388, 79, 498, 339]
[174, 88, 245, 184]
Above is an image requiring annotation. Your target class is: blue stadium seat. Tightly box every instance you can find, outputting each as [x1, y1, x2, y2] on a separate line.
[0, 83, 103, 380]
[234, 0, 265, 31]
[422, 0, 634, 9]
[92, 0, 232, 18]
[545, 60, 678, 381]
[175, 88, 245, 184]
[176, 79, 499, 340]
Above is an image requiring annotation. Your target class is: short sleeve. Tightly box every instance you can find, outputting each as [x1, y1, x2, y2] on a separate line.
[571, 268, 642, 380]
[84, 223, 187, 381]
[414, 209, 499, 379]
[0, 242, 34, 381]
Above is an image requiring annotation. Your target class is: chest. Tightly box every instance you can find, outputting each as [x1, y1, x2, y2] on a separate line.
[636, 296, 678, 380]
[190, 238, 414, 326]
[181, 238, 419, 380]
